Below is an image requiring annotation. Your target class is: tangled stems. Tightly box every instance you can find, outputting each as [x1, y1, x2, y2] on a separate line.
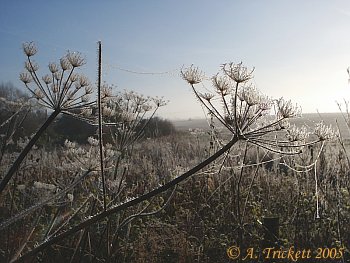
[14, 135, 239, 262]
[0, 109, 60, 194]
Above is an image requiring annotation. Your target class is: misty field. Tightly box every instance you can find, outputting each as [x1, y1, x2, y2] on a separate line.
[1, 43, 350, 263]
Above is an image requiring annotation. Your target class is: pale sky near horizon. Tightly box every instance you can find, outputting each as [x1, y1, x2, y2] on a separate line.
[1, 1, 350, 119]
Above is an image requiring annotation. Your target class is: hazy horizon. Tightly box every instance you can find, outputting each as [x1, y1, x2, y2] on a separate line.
[169, 111, 346, 121]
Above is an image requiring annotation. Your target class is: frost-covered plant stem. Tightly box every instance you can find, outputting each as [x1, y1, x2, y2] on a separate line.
[97, 41, 107, 211]
[0, 109, 60, 194]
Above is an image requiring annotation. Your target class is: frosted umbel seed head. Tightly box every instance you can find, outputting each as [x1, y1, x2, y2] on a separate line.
[153, 97, 168, 107]
[19, 72, 32, 84]
[239, 86, 262, 106]
[79, 75, 90, 87]
[276, 98, 301, 118]
[60, 57, 72, 71]
[286, 124, 309, 142]
[25, 61, 39, 73]
[314, 122, 336, 141]
[212, 74, 231, 95]
[67, 51, 86, 67]
[48, 62, 59, 73]
[222, 62, 254, 83]
[200, 93, 215, 102]
[34, 88, 45, 99]
[19, 41, 96, 122]
[181, 65, 205, 85]
[23, 42, 37, 57]
[42, 74, 52, 84]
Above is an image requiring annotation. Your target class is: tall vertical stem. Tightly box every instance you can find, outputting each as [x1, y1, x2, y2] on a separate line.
[97, 41, 107, 211]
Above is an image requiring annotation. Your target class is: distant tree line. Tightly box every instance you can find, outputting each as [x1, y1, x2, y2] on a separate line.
[0, 82, 176, 147]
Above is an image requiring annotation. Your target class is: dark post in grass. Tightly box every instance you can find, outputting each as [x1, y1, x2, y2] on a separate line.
[262, 217, 279, 247]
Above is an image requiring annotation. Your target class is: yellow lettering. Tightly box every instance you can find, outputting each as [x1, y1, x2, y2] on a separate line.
[243, 248, 256, 260]
[287, 246, 297, 262]
[263, 247, 274, 259]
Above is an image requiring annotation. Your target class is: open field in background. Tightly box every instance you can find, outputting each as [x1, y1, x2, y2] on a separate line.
[173, 113, 349, 137]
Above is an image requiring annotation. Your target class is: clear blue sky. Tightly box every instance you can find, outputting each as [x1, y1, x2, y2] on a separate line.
[1, 0, 350, 119]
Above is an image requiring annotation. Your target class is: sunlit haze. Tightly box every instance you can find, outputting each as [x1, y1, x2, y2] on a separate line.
[1, 1, 350, 119]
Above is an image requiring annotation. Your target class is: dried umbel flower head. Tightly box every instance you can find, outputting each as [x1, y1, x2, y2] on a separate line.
[85, 86, 93, 94]
[239, 85, 262, 106]
[66, 51, 86, 67]
[222, 62, 254, 83]
[60, 57, 72, 71]
[53, 71, 61, 81]
[51, 84, 59, 93]
[63, 136, 118, 172]
[101, 84, 113, 100]
[102, 106, 115, 117]
[183, 61, 333, 159]
[79, 75, 90, 87]
[181, 65, 205, 85]
[20, 42, 95, 119]
[153, 97, 168, 107]
[25, 61, 39, 73]
[200, 92, 215, 102]
[48, 62, 59, 73]
[212, 74, 231, 95]
[42, 74, 52, 84]
[103, 90, 167, 149]
[19, 72, 32, 84]
[23, 42, 37, 57]
[142, 104, 153, 112]
[314, 122, 336, 141]
[276, 98, 301, 118]
[70, 73, 79, 82]
[34, 88, 45, 99]
[286, 124, 309, 142]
